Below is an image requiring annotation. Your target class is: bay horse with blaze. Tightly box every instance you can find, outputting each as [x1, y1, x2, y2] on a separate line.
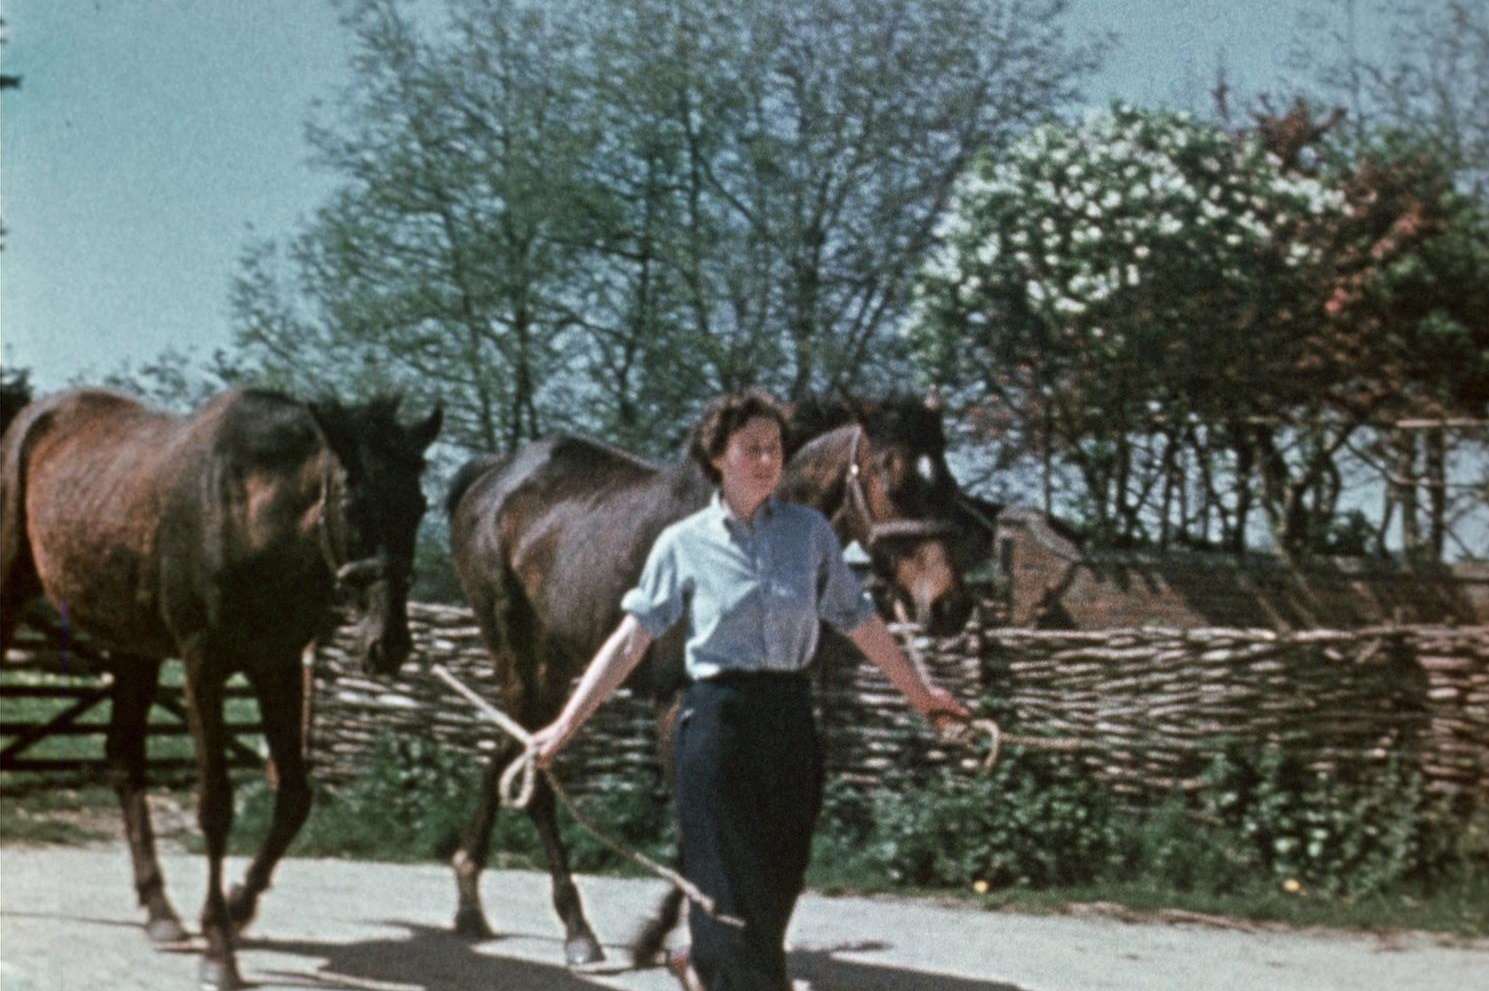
[0, 387, 440, 990]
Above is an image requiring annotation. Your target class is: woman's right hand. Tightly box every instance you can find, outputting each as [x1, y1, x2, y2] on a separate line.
[529, 718, 573, 770]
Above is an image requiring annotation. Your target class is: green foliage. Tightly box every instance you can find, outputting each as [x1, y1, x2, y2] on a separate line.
[1309, 509, 1384, 558]
[218, 731, 1487, 933]
[1196, 749, 1473, 898]
[808, 748, 1486, 913]
[233, 735, 474, 862]
[232, 734, 673, 870]
[911, 103, 1345, 413]
[854, 755, 1120, 889]
[909, 102, 1489, 557]
[228, 0, 1105, 455]
[554, 784, 676, 874]
[0, 785, 118, 847]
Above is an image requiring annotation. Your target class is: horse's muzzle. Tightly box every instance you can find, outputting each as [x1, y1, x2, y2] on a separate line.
[896, 591, 974, 638]
[925, 593, 974, 637]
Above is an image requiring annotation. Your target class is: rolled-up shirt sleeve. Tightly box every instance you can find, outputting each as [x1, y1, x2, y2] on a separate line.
[814, 518, 877, 633]
[621, 529, 687, 637]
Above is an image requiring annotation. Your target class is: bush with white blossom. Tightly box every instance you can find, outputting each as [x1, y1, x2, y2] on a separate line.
[910, 103, 1350, 412]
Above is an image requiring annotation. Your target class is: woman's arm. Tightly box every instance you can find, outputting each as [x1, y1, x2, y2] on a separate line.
[847, 612, 970, 727]
[531, 614, 654, 768]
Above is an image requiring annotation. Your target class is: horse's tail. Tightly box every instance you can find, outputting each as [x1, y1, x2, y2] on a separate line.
[445, 454, 506, 519]
[0, 376, 33, 439]
[630, 885, 685, 968]
[0, 395, 57, 646]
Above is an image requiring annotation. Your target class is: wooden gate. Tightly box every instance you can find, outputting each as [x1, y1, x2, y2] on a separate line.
[1, 618, 265, 776]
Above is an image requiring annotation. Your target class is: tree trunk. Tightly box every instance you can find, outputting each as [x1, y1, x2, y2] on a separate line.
[1426, 427, 1446, 562]
[1396, 430, 1422, 560]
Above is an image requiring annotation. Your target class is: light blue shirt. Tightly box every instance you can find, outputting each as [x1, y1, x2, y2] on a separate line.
[622, 493, 876, 680]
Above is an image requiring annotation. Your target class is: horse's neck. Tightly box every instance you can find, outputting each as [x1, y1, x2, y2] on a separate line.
[780, 426, 853, 525]
[660, 457, 716, 510]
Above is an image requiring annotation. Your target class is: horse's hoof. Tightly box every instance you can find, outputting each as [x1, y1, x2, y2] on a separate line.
[225, 883, 257, 935]
[453, 906, 496, 940]
[565, 933, 605, 968]
[198, 956, 245, 991]
[145, 914, 190, 945]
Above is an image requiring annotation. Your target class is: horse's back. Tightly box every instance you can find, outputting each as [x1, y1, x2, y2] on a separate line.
[3, 387, 325, 653]
[11, 387, 311, 520]
[451, 435, 663, 548]
[450, 434, 703, 679]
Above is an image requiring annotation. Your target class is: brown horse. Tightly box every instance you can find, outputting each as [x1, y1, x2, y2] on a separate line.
[0, 387, 440, 990]
[444, 393, 986, 966]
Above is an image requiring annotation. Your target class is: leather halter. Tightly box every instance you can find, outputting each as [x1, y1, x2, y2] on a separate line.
[842, 426, 958, 548]
[315, 453, 386, 588]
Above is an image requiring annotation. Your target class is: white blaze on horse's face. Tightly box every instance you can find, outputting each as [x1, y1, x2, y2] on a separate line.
[916, 454, 937, 485]
[892, 538, 957, 629]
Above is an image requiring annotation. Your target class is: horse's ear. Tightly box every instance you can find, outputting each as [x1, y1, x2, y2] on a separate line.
[410, 404, 443, 450]
[307, 401, 357, 466]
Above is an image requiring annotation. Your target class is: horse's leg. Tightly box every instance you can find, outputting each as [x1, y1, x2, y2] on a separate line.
[225, 657, 312, 934]
[527, 773, 605, 966]
[632, 886, 685, 968]
[450, 738, 521, 939]
[181, 655, 243, 991]
[106, 654, 188, 944]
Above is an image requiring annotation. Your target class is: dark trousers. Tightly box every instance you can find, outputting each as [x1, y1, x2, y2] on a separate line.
[676, 672, 823, 991]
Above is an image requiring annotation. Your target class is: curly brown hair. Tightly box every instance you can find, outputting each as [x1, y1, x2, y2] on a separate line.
[689, 388, 787, 485]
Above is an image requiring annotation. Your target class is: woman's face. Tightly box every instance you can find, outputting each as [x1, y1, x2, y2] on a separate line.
[712, 415, 783, 512]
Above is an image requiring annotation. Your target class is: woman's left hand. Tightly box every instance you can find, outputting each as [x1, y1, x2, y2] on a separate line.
[918, 684, 971, 728]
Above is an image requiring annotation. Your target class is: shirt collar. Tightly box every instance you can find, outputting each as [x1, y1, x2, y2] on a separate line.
[708, 490, 778, 534]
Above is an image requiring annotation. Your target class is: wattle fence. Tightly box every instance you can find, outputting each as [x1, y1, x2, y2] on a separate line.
[303, 603, 1489, 806]
[5, 600, 1484, 806]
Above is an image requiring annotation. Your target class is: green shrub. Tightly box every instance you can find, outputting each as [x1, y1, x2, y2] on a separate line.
[847, 752, 1120, 889]
[233, 735, 478, 861]
[1196, 749, 1474, 897]
[221, 730, 1487, 935]
[232, 734, 674, 870]
[807, 748, 1486, 908]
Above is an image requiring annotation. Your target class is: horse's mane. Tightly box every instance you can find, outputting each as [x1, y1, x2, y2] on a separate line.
[309, 391, 406, 433]
[784, 393, 945, 458]
[445, 433, 663, 520]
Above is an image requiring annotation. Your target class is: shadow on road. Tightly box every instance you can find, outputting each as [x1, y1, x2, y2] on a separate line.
[244, 925, 1029, 991]
[790, 940, 1028, 991]
[249, 922, 601, 990]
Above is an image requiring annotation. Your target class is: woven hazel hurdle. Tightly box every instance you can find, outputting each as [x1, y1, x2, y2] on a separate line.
[303, 603, 1489, 807]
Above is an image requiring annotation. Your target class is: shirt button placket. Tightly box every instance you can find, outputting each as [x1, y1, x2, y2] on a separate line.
[753, 533, 769, 667]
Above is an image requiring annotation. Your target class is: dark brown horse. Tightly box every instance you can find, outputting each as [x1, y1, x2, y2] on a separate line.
[444, 393, 986, 966]
[0, 387, 440, 990]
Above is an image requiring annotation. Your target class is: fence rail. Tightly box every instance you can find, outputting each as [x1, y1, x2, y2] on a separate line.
[1, 627, 266, 777]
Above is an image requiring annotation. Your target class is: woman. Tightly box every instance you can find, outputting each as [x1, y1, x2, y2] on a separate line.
[531, 389, 969, 991]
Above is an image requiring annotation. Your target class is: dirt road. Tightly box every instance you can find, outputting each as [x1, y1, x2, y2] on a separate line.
[1, 844, 1483, 990]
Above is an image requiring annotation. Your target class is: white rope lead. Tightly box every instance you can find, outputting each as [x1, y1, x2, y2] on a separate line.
[428, 664, 745, 929]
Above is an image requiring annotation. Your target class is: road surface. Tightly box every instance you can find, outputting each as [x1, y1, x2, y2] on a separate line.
[1, 845, 1483, 990]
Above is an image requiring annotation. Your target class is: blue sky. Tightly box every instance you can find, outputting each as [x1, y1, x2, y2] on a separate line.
[1, 1, 1380, 391]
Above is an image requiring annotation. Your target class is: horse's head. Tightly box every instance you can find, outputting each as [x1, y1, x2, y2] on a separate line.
[310, 395, 442, 675]
[785, 392, 980, 637]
